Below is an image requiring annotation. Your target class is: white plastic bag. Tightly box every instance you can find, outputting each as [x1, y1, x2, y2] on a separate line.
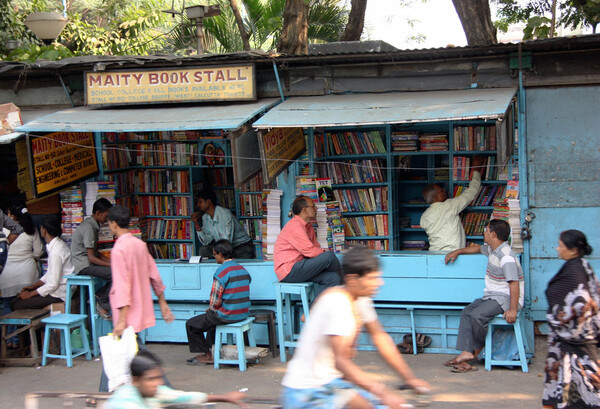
[99, 326, 138, 392]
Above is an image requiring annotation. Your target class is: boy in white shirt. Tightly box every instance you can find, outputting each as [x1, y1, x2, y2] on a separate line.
[281, 247, 429, 409]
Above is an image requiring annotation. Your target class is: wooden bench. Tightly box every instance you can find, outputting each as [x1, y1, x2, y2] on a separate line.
[0, 309, 50, 366]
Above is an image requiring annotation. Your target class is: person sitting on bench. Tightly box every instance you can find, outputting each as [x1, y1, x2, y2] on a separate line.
[274, 196, 341, 298]
[12, 215, 74, 310]
[185, 239, 251, 365]
[442, 218, 524, 373]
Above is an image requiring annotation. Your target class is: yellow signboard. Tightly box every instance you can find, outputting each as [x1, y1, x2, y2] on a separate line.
[85, 65, 255, 106]
[30, 132, 99, 196]
[260, 127, 306, 182]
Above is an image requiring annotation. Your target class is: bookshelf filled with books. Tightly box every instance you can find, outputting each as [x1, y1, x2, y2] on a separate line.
[102, 130, 235, 259]
[235, 173, 264, 258]
[313, 127, 394, 250]
[394, 120, 512, 249]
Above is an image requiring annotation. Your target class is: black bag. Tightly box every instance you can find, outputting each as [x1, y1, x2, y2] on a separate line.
[0, 232, 8, 276]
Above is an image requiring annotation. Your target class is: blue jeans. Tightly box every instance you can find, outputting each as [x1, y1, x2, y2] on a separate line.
[281, 251, 342, 298]
[281, 378, 386, 409]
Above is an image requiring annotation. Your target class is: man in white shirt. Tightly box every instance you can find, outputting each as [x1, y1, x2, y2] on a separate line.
[12, 215, 74, 309]
[281, 247, 429, 409]
[420, 156, 484, 251]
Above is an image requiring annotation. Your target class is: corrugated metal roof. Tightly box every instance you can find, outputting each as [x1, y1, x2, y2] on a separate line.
[0, 106, 70, 144]
[253, 88, 516, 128]
[17, 99, 280, 133]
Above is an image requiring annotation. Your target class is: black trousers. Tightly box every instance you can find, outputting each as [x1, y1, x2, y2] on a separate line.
[186, 309, 231, 354]
[11, 294, 62, 310]
[79, 265, 112, 311]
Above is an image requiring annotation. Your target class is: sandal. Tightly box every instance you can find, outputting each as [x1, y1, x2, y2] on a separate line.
[451, 362, 479, 373]
[443, 358, 461, 367]
[396, 342, 423, 354]
[186, 355, 213, 365]
[403, 333, 432, 348]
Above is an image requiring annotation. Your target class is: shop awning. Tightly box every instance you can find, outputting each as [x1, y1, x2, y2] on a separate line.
[0, 107, 69, 144]
[17, 98, 280, 133]
[253, 88, 517, 128]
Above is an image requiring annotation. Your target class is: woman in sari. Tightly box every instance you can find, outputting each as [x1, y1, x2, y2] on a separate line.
[543, 229, 600, 408]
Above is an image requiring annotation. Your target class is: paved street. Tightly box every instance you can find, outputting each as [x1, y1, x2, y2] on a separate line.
[0, 336, 547, 408]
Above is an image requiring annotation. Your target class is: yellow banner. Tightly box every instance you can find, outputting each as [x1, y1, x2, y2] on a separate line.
[30, 132, 98, 196]
[261, 128, 306, 181]
[85, 65, 255, 106]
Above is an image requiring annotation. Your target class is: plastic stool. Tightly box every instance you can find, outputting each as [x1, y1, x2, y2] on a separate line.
[484, 314, 529, 373]
[250, 309, 277, 358]
[214, 317, 256, 371]
[66, 275, 103, 357]
[41, 313, 91, 367]
[274, 282, 314, 363]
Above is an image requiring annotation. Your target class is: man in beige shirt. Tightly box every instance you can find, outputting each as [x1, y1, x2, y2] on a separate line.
[420, 157, 484, 252]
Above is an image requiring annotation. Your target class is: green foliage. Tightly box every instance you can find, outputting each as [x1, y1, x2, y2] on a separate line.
[7, 43, 73, 62]
[494, 0, 600, 38]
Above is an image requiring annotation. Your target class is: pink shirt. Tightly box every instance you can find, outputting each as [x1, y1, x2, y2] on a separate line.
[109, 233, 166, 333]
[274, 215, 325, 280]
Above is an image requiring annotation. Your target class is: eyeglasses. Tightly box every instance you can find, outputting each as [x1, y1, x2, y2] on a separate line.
[304, 205, 316, 209]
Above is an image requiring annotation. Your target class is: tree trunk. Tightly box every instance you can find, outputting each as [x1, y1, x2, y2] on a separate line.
[340, 0, 368, 41]
[229, 0, 251, 51]
[278, 0, 309, 55]
[452, 0, 497, 46]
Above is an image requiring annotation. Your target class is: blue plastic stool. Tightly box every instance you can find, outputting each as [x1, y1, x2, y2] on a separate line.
[66, 275, 104, 357]
[214, 317, 256, 371]
[41, 313, 91, 367]
[274, 282, 314, 363]
[484, 314, 529, 373]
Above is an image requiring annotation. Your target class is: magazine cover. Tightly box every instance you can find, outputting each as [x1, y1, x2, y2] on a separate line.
[316, 178, 335, 202]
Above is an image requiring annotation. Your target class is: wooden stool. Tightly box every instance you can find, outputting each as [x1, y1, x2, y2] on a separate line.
[274, 282, 314, 363]
[250, 309, 277, 358]
[0, 309, 49, 366]
[484, 314, 529, 373]
[66, 275, 103, 357]
[214, 317, 256, 371]
[41, 313, 91, 367]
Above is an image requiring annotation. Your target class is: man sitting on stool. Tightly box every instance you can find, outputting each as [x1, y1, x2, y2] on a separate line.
[274, 196, 341, 298]
[185, 239, 251, 365]
[12, 216, 74, 310]
[191, 189, 255, 259]
[443, 218, 524, 373]
[70, 198, 113, 319]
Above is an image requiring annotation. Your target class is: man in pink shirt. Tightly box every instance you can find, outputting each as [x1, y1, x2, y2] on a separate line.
[107, 205, 174, 336]
[274, 196, 341, 297]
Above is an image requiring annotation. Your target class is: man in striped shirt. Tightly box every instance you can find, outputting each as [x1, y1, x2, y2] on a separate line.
[442, 219, 524, 373]
[185, 239, 251, 365]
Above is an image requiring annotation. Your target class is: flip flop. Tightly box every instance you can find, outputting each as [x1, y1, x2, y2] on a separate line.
[404, 333, 432, 348]
[186, 356, 213, 365]
[443, 358, 461, 367]
[451, 363, 479, 373]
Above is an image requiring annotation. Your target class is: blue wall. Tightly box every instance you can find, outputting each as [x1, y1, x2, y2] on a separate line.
[525, 86, 600, 320]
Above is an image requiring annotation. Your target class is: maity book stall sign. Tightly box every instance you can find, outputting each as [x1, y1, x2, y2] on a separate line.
[85, 65, 255, 106]
[28, 132, 99, 197]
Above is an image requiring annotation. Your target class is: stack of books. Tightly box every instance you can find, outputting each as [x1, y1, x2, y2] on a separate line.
[391, 131, 419, 152]
[60, 186, 84, 247]
[324, 201, 345, 252]
[419, 134, 448, 151]
[296, 176, 318, 201]
[261, 189, 283, 261]
[315, 202, 329, 249]
[505, 180, 523, 253]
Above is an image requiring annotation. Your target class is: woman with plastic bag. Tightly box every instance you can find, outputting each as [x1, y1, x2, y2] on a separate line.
[542, 230, 600, 409]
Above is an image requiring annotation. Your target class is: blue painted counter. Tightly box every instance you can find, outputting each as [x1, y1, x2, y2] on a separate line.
[147, 252, 529, 353]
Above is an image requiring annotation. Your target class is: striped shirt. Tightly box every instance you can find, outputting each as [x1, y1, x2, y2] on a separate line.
[211, 260, 251, 322]
[481, 242, 524, 310]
